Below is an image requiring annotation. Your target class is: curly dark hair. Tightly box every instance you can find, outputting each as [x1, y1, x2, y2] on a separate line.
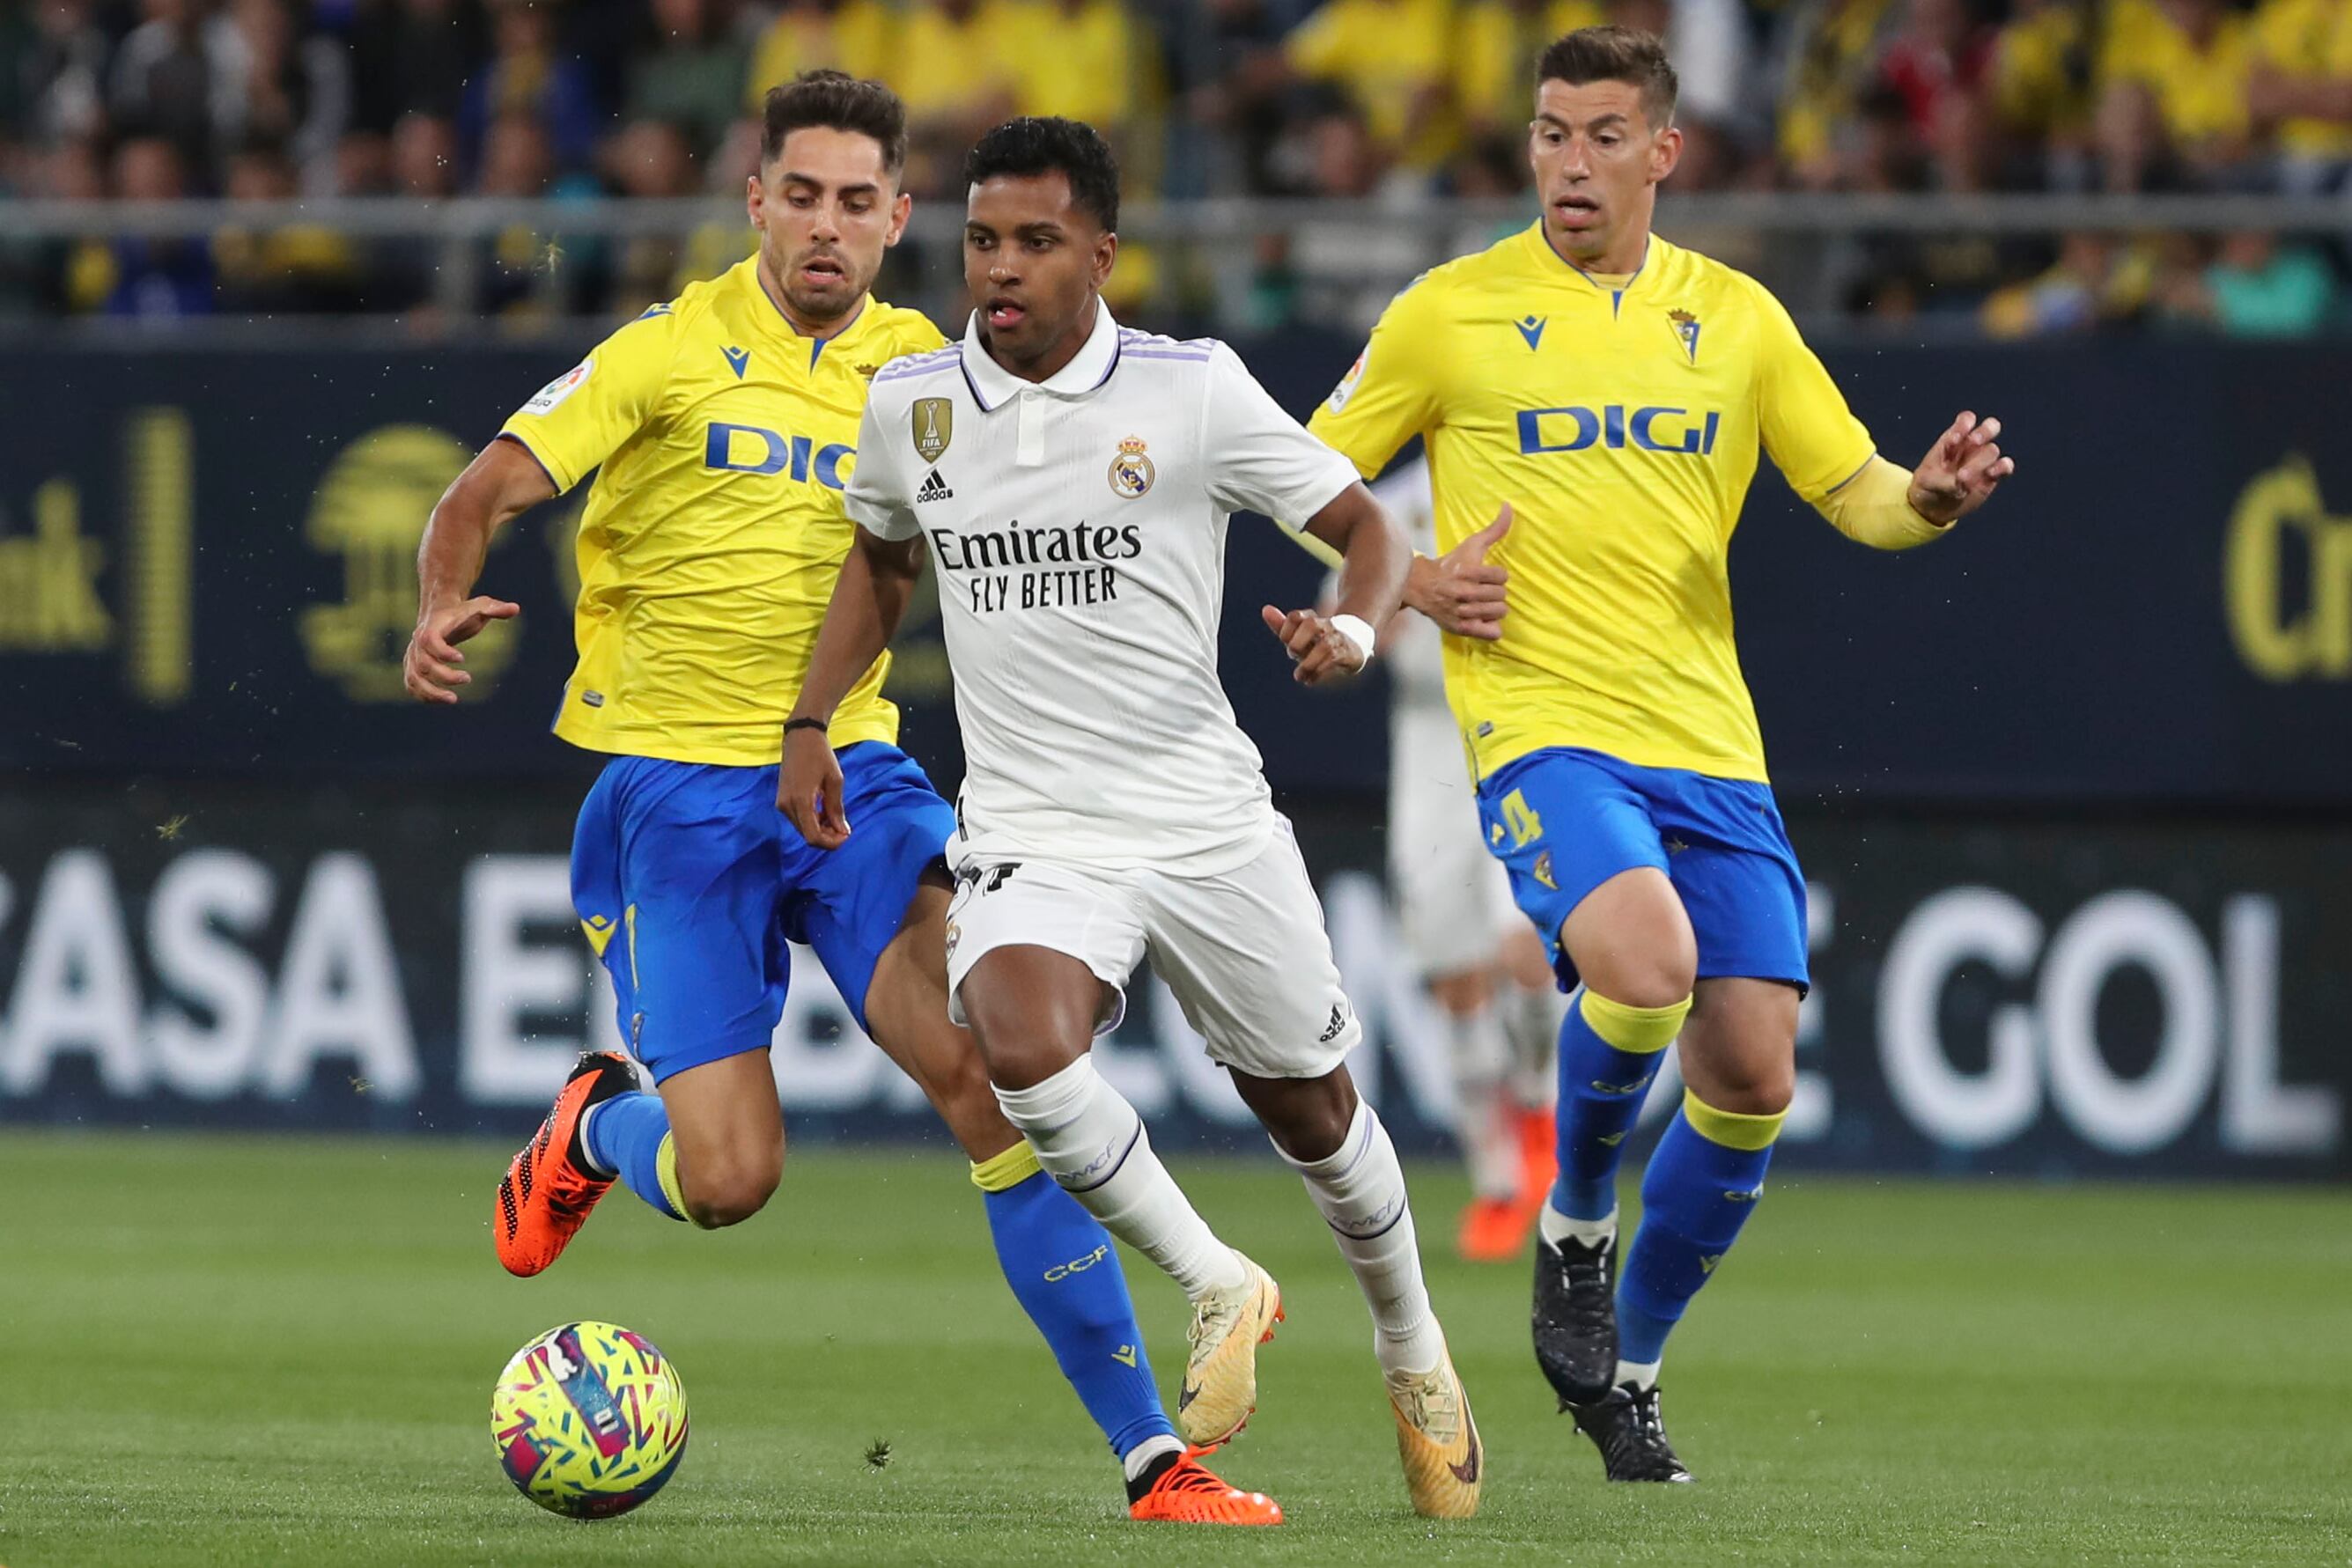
[963, 116, 1120, 232]
[761, 70, 907, 173]
[1537, 26, 1679, 129]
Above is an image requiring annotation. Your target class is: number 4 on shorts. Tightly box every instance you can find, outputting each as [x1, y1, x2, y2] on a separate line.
[1501, 789, 1544, 848]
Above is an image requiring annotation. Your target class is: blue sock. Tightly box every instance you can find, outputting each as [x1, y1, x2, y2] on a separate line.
[582, 1093, 687, 1222]
[1550, 990, 1689, 1221]
[979, 1158, 1176, 1462]
[1618, 1093, 1781, 1367]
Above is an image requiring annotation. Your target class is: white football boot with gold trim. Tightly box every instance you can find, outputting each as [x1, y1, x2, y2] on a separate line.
[1387, 1342, 1483, 1519]
[1176, 1253, 1283, 1447]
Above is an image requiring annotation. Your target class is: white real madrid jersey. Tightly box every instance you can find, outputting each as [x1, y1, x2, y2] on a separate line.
[849, 306, 1360, 875]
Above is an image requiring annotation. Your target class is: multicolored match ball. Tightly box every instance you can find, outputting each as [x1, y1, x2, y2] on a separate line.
[490, 1321, 689, 1519]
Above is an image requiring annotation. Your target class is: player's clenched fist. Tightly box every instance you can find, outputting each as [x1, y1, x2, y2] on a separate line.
[778, 723, 851, 849]
[1404, 503, 1512, 641]
[403, 594, 520, 704]
[1262, 604, 1368, 686]
[1907, 412, 2015, 525]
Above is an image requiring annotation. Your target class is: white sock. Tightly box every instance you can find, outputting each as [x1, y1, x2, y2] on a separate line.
[574, 1101, 617, 1178]
[1507, 987, 1564, 1110]
[992, 1056, 1248, 1302]
[1445, 1009, 1519, 1201]
[1617, 1358, 1660, 1392]
[1276, 1100, 1446, 1377]
[1120, 1432, 1185, 1483]
[1540, 1202, 1618, 1250]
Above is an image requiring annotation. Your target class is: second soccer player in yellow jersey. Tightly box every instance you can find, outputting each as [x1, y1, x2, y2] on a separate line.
[1311, 26, 2015, 1483]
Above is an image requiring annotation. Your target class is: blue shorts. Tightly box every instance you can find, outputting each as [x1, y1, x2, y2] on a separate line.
[1474, 747, 1809, 995]
[570, 743, 957, 1083]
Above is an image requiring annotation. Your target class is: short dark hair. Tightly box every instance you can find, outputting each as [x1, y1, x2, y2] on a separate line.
[1537, 26, 1678, 129]
[761, 70, 907, 173]
[963, 116, 1120, 233]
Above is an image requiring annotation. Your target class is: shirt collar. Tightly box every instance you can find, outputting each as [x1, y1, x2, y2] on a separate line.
[1527, 221, 1656, 301]
[959, 301, 1121, 412]
[740, 257, 869, 367]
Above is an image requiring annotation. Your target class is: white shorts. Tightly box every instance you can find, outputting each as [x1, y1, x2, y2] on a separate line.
[1389, 706, 1517, 978]
[943, 820, 1362, 1079]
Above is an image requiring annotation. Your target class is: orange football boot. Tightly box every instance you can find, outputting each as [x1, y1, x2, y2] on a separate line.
[1128, 1449, 1284, 1526]
[1457, 1195, 1530, 1262]
[494, 1050, 640, 1277]
[1516, 1106, 1558, 1203]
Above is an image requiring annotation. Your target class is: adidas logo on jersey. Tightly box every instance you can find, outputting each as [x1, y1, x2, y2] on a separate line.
[916, 469, 955, 504]
[1319, 1005, 1348, 1043]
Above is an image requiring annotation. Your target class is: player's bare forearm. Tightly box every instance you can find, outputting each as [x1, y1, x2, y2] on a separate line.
[1306, 482, 1409, 628]
[789, 527, 923, 727]
[1261, 483, 1408, 686]
[780, 528, 922, 847]
[402, 437, 552, 704]
[417, 437, 552, 614]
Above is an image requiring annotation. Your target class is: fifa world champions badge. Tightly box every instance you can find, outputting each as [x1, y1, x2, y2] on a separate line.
[1109, 435, 1155, 499]
[913, 397, 954, 464]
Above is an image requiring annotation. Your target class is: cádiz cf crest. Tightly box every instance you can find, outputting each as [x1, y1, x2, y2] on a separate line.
[1108, 435, 1155, 499]
[1668, 308, 1701, 364]
[913, 398, 954, 463]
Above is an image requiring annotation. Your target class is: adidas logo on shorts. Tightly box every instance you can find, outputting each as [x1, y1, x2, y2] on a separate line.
[916, 468, 955, 504]
[1319, 1005, 1347, 1043]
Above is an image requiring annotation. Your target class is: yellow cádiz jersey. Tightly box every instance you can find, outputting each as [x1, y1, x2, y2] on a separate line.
[500, 258, 943, 766]
[1309, 225, 1876, 784]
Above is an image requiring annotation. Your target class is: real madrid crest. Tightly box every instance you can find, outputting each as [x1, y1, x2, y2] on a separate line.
[1108, 435, 1154, 499]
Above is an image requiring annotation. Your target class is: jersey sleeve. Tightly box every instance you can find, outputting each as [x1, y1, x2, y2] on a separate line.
[1304, 276, 1446, 481]
[843, 392, 919, 541]
[1200, 343, 1361, 530]
[1751, 280, 1877, 505]
[498, 306, 681, 493]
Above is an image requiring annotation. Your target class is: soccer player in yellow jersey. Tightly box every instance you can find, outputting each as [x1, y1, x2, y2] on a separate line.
[402, 72, 1272, 1526]
[1310, 27, 2015, 1482]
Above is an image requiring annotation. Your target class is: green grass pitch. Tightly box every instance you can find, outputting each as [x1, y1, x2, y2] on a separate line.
[3, 1131, 2346, 1566]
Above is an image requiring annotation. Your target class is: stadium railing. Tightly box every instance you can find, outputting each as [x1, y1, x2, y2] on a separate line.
[9, 192, 2351, 332]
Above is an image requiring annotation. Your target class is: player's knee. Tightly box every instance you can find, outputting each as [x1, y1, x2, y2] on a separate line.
[1582, 945, 1696, 1013]
[1565, 881, 1698, 1008]
[1236, 1069, 1357, 1164]
[1696, 1068, 1793, 1120]
[680, 1147, 782, 1229]
[924, 1047, 1010, 1153]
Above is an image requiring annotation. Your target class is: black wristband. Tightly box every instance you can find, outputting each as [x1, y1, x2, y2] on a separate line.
[783, 717, 829, 736]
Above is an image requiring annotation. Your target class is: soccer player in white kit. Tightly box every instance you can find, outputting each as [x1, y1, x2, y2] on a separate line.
[1371, 458, 1566, 1263]
[779, 116, 1481, 1520]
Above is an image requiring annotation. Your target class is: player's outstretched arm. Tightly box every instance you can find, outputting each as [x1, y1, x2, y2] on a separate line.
[1907, 411, 2015, 525]
[403, 437, 553, 704]
[778, 526, 926, 848]
[1262, 482, 1410, 686]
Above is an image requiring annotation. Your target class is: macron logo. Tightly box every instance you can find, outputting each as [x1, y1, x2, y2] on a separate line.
[721, 345, 750, 379]
[916, 468, 955, 504]
[1515, 314, 1546, 350]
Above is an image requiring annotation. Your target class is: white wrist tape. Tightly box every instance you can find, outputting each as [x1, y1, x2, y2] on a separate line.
[1328, 613, 1377, 664]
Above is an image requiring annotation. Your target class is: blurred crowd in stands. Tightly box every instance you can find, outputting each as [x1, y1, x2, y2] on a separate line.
[4, 0, 2349, 333]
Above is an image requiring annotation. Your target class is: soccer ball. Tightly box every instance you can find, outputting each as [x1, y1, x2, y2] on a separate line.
[490, 1321, 689, 1519]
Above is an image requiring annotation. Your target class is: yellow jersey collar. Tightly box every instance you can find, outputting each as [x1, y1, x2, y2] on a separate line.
[1528, 223, 1660, 317]
[959, 300, 1120, 412]
[739, 257, 873, 370]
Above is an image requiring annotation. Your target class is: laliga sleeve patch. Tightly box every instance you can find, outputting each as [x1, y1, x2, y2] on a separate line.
[1324, 350, 1367, 414]
[524, 357, 594, 415]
